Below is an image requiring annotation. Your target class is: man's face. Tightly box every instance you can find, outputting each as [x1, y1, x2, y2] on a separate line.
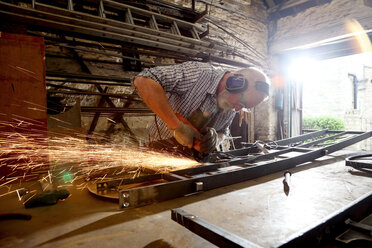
[217, 75, 267, 112]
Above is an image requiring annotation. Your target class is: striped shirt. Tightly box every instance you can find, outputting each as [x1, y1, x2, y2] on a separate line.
[135, 61, 236, 142]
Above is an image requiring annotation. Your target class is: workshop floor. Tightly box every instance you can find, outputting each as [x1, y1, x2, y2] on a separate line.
[0, 150, 371, 248]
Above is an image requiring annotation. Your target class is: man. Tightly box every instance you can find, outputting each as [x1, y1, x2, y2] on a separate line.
[133, 61, 269, 157]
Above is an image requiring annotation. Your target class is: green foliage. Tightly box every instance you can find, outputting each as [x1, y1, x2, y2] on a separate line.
[303, 117, 345, 131]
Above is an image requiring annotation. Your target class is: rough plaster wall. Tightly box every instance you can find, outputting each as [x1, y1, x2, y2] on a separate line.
[270, 0, 372, 53]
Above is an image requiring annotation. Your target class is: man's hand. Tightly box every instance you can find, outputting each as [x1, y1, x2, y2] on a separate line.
[199, 127, 218, 153]
[171, 123, 201, 149]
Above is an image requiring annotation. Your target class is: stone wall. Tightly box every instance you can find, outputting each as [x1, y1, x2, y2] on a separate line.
[270, 0, 372, 53]
[344, 64, 372, 151]
[301, 53, 372, 151]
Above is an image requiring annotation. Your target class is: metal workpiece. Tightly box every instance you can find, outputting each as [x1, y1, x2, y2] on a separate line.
[171, 193, 372, 248]
[345, 153, 372, 172]
[171, 208, 263, 248]
[279, 192, 372, 247]
[91, 130, 372, 209]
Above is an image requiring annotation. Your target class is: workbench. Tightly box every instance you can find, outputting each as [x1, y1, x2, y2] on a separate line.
[0, 150, 371, 248]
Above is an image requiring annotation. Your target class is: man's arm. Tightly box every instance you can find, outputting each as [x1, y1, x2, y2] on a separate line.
[134, 76, 180, 130]
[134, 76, 201, 149]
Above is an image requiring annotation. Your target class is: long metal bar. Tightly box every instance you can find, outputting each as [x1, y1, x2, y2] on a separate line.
[41, 33, 204, 61]
[80, 107, 152, 113]
[116, 131, 372, 209]
[46, 42, 152, 64]
[298, 131, 348, 148]
[171, 208, 262, 248]
[47, 90, 137, 100]
[46, 72, 131, 82]
[47, 54, 124, 65]
[275, 129, 328, 146]
[46, 79, 131, 87]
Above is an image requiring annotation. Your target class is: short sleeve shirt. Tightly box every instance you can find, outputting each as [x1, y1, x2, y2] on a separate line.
[135, 61, 236, 141]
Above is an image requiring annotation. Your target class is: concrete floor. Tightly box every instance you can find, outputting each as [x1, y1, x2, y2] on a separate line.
[0, 150, 371, 248]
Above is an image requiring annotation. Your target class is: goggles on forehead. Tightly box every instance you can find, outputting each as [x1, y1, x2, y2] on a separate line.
[225, 74, 248, 94]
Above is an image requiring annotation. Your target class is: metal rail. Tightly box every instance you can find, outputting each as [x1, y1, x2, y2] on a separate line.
[171, 192, 372, 248]
[46, 72, 131, 83]
[80, 107, 152, 114]
[47, 90, 136, 100]
[171, 208, 262, 248]
[92, 130, 372, 209]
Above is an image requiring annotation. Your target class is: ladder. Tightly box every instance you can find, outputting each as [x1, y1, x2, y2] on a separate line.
[0, 0, 249, 68]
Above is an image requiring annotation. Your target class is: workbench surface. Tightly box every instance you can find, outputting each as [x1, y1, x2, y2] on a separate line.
[0, 150, 371, 248]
